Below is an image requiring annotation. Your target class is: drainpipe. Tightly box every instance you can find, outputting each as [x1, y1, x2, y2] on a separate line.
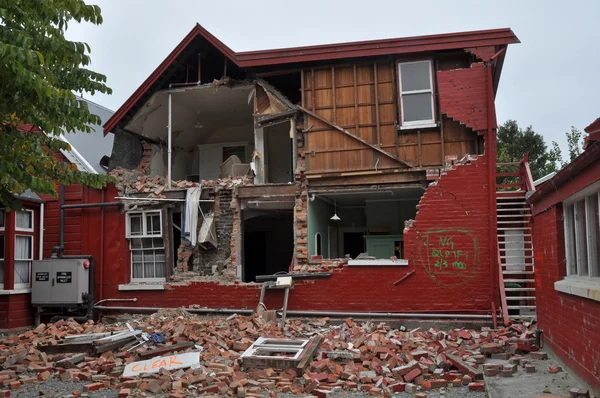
[38, 203, 44, 260]
[167, 91, 172, 189]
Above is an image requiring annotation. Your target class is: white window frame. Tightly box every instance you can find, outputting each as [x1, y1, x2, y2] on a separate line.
[14, 209, 34, 232]
[126, 210, 165, 282]
[557, 181, 600, 301]
[398, 60, 436, 129]
[126, 210, 162, 238]
[14, 234, 33, 289]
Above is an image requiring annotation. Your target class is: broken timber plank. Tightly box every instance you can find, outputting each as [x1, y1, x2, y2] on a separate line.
[94, 336, 137, 354]
[295, 336, 322, 376]
[297, 105, 414, 168]
[445, 352, 483, 380]
[138, 342, 195, 359]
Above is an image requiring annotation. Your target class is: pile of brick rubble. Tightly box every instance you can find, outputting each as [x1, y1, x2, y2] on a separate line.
[0, 309, 548, 397]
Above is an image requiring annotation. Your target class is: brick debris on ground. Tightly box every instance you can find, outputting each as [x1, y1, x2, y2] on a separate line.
[0, 309, 547, 397]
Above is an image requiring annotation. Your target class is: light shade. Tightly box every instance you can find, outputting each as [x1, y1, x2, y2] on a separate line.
[330, 213, 341, 221]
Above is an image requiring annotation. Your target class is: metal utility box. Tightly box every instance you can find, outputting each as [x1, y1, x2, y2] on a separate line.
[32, 259, 89, 305]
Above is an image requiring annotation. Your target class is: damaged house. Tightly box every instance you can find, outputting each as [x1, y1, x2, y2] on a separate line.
[32, 25, 528, 324]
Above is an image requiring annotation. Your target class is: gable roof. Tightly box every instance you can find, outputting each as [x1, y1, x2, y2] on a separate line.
[104, 24, 519, 135]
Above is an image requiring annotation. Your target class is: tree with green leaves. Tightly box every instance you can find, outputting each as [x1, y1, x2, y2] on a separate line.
[497, 120, 561, 180]
[564, 126, 585, 164]
[0, 0, 113, 209]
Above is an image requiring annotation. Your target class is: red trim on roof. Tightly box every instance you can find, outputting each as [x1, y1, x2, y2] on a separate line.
[103, 24, 519, 134]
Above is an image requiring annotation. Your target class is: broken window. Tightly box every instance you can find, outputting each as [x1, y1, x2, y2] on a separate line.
[563, 184, 600, 278]
[126, 211, 166, 281]
[398, 60, 435, 128]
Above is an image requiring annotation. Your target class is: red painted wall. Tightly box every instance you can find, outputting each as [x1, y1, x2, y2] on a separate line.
[88, 156, 493, 315]
[0, 294, 33, 330]
[437, 63, 489, 132]
[533, 204, 600, 392]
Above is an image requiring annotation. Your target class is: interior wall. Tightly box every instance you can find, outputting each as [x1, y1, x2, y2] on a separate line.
[265, 123, 292, 183]
[308, 199, 332, 257]
[366, 200, 419, 234]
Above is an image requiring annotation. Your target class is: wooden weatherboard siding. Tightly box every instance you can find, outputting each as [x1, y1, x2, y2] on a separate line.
[301, 61, 482, 175]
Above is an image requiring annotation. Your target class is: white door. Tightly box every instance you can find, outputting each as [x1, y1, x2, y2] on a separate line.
[503, 230, 525, 272]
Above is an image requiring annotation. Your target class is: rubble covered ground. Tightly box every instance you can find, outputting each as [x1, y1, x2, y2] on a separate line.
[0, 310, 582, 397]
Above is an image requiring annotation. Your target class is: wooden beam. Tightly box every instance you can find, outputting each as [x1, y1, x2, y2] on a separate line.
[311, 68, 316, 112]
[237, 184, 297, 199]
[353, 65, 359, 135]
[300, 69, 305, 108]
[374, 63, 381, 146]
[331, 66, 336, 124]
[306, 171, 425, 187]
[297, 106, 413, 168]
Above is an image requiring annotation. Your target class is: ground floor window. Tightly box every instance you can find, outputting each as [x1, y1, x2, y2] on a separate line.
[14, 235, 32, 288]
[0, 234, 4, 284]
[563, 183, 600, 278]
[126, 210, 166, 281]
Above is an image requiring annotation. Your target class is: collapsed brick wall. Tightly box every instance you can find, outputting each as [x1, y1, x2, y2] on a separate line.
[437, 63, 489, 132]
[403, 155, 492, 311]
[192, 189, 235, 276]
[533, 205, 600, 392]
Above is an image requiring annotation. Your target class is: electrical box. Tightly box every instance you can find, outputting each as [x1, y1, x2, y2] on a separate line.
[31, 259, 89, 305]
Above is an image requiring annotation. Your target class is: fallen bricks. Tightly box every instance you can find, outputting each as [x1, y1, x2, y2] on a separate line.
[0, 308, 549, 397]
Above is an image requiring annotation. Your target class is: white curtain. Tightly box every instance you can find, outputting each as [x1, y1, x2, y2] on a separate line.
[16, 211, 32, 229]
[15, 236, 31, 285]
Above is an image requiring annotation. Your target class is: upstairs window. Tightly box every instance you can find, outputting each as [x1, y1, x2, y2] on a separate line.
[15, 210, 33, 232]
[398, 60, 435, 128]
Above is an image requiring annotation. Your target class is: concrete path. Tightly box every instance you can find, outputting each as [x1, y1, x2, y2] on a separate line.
[484, 356, 583, 398]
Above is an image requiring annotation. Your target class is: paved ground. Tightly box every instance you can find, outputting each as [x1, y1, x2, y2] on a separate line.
[484, 356, 580, 398]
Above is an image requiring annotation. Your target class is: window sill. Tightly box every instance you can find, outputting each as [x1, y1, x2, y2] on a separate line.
[348, 259, 409, 267]
[555, 278, 600, 302]
[0, 288, 32, 295]
[118, 283, 165, 291]
[399, 123, 438, 131]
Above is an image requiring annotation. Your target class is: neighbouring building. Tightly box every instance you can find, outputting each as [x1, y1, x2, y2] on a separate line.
[0, 100, 114, 330]
[528, 117, 600, 393]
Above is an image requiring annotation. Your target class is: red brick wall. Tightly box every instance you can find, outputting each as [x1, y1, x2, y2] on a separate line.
[533, 205, 600, 392]
[0, 294, 33, 330]
[437, 63, 488, 132]
[95, 154, 493, 315]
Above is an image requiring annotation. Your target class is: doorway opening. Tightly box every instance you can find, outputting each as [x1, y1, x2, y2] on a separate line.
[242, 209, 294, 282]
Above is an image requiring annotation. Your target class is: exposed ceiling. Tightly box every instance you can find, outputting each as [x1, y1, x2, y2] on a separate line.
[318, 186, 425, 207]
[125, 84, 254, 147]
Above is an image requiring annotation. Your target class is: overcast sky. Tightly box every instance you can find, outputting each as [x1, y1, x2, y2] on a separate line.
[67, 0, 600, 154]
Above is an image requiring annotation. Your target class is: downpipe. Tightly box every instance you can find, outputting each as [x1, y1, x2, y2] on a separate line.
[93, 305, 496, 320]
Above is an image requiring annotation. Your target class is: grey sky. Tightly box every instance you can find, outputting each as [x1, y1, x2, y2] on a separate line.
[67, 0, 600, 155]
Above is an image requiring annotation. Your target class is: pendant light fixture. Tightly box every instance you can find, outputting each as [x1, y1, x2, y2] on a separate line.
[331, 199, 341, 221]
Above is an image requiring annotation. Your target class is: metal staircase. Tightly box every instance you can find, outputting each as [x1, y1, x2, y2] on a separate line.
[496, 158, 537, 322]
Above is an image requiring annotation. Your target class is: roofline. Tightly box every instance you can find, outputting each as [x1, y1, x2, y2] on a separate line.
[103, 24, 519, 134]
[528, 141, 600, 205]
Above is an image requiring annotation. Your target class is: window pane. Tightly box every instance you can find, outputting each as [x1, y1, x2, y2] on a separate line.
[132, 262, 143, 279]
[575, 200, 588, 276]
[403, 93, 433, 122]
[129, 215, 142, 236]
[587, 194, 600, 276]
[400, 62, 431, 92]
[131, 238, 142, 249]
[565, 205, 577, 275]
[155, 262, 165, 278]
[15, 236, 32, 260]
[0, 260, 3, 284]
[14, 260, 30, 284]
[146, 214, 161, 235]
[153, 238, 163, 248]
[0, 211, 4, 228]
[16, 211, 32, 229]
[0, 235, 4, 259]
